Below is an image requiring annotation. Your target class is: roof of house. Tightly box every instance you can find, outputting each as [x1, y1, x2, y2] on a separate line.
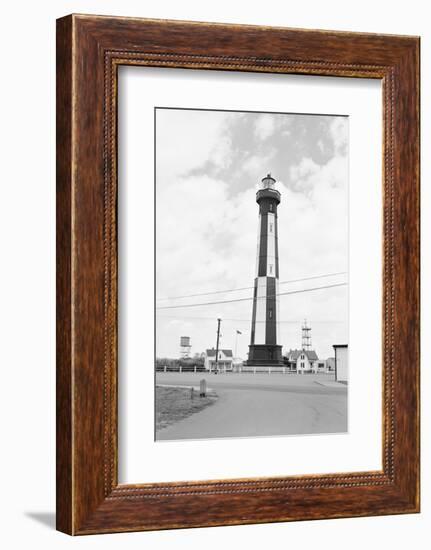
[206, 348, 233, 358]
[286, 349, 319, 361]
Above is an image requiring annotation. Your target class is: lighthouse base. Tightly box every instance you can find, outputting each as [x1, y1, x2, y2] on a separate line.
[246, 344, 283, 366]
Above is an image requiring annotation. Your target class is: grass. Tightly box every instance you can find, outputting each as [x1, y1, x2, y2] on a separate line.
[155, 386, 218, 433]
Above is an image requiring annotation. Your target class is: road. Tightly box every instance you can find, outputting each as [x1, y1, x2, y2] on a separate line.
[155, 373, 347, 441]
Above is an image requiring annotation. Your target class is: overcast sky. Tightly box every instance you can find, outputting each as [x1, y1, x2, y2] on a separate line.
[155, 108, 348, 360]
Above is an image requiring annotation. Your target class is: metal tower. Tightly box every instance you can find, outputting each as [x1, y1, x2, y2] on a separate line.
[301, 319, 312, 351]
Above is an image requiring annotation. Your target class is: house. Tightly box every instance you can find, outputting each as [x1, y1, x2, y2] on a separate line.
[315, 359, 327, 372]
[285, 349, 323, 373]
[204, 348, 233, 372]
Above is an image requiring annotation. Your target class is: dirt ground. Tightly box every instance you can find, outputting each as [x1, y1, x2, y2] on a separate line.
[155, 385, 218, 432]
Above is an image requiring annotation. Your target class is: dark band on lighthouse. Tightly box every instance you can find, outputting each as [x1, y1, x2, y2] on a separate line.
[247, 174, 283, 366]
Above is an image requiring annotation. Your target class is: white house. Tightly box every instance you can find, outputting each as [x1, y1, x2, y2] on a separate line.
[286, 349, 326, 373]
[204, 348, 233, 372]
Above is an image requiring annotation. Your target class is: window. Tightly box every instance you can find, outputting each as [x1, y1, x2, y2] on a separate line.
[269, 309, 273, 319]
[269, 264, 273, 274]
[269, 203, 273, 212]
[301, 362, 305, 368]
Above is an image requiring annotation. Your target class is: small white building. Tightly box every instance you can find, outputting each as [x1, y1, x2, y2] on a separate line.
[333, 344, 348, 383]
[286, 349, 325, 373]
[204, 348, 233, 372]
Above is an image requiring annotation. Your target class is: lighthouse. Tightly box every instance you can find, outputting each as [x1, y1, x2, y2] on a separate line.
[247, 174, 283, 366]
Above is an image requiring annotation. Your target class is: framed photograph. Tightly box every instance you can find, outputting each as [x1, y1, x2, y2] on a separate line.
[56, 14, 420, 534]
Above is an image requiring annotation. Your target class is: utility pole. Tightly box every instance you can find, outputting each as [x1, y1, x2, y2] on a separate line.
[235, 329, 242, 359]
[215, 318, 221, 373]
[235, 332, 238, 359]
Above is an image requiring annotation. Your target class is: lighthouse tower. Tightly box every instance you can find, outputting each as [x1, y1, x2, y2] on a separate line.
[247, 174, 283, 366]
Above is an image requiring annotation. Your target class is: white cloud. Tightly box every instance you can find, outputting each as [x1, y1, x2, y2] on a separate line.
[330, 117, 348, 154]
[254, 114, 276, 140]
[156, 109, 232, 179]
[242, 150, 276, 179]
[289, 157, 320, 183]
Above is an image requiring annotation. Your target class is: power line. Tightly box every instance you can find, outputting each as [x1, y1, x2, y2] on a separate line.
[156, 271, 347, 302]
[157, 315, 346, 324]
[156, 282, 347, 310]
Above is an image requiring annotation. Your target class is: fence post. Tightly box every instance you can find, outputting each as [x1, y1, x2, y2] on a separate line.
[200, 379, 207, 397]
[194, 365, 197, 373]
[179, 366, 182, 373]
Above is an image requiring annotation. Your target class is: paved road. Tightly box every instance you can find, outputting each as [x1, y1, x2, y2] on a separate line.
[157, 373, 345, 395]
[156, 373, 347, 441]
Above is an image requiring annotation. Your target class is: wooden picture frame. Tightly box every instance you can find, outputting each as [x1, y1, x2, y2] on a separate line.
[56, 14, 420, 535]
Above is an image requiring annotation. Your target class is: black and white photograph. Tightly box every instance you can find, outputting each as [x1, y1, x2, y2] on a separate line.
[155, 107, 349, 441]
